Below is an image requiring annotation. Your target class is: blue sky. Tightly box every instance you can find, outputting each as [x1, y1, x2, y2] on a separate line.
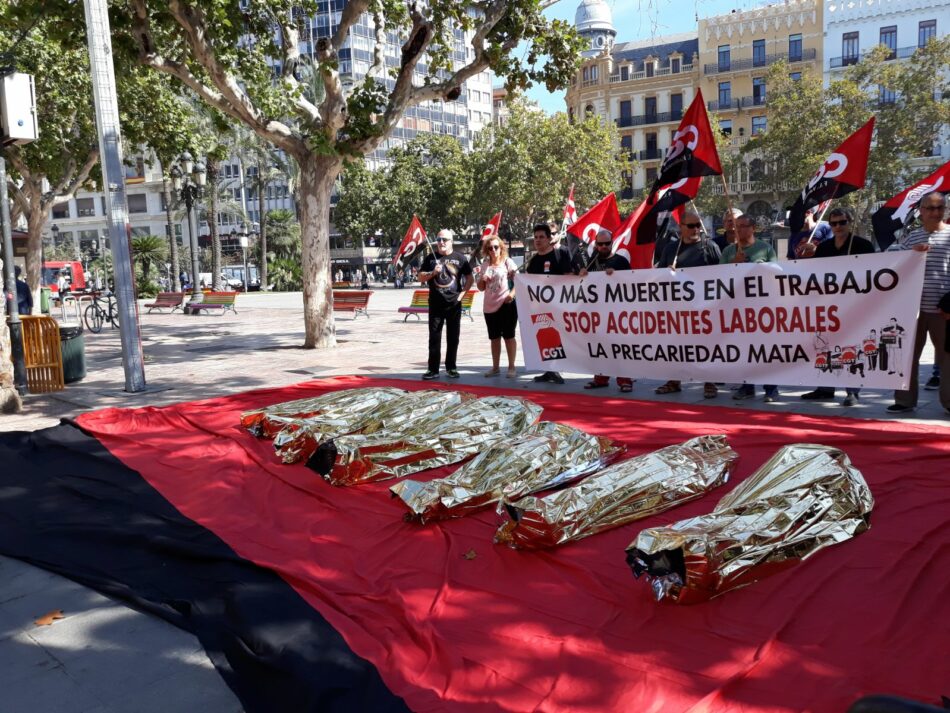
[524, 0, 765, 113]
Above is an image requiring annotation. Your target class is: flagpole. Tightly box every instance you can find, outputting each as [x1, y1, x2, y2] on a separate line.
[804, 186, 839, 247]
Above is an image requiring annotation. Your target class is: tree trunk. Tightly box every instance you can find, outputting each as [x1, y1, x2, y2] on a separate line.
[207, 158, 222, 291]
[298, 154, 341, 349]
[257, 161, 268, 291]
[162, 176, 181, 292]
[25, 201, 48, 293]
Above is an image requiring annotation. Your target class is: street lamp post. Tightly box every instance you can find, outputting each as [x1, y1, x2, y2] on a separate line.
[239, 233, 249, 293]
[170, 152, 206, 297]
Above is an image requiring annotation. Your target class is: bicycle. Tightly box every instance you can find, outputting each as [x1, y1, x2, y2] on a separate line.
[84, 291, 120, 334]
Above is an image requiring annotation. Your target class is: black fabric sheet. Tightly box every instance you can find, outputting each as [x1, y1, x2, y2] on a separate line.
[0, 422, 409, 713]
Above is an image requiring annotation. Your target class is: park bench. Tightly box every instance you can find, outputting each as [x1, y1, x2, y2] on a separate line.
[184, 291, 238, 316]
[144, 292, 185, 313]
[20, 315, 64, 393]
[332, 281, 355, 289]
[332, 290, 371, 319]
[397, 290, 476, 322]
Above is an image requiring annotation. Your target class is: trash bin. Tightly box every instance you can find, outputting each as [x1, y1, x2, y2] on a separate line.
[59, 323, 86, 384]
[40, 287, 51, 315]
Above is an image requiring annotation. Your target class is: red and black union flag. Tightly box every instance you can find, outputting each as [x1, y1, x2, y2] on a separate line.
[393, 215, 428, 269]
[789, 117, 875, 232]
[649, 89, 722, 200]
[872, 159, 950, 249]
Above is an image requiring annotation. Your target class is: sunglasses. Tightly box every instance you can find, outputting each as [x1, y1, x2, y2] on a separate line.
[595, 241, 611, 246]
[683, 222, 701, 229]
[828, 220, 849, 226]
[487, 245, 501, 251]
[435, 238, 450, 243]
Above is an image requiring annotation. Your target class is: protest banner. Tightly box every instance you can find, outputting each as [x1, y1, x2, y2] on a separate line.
[516, 251, 926, 389]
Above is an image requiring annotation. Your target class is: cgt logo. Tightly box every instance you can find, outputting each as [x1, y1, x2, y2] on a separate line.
[532, 313, 566, 361]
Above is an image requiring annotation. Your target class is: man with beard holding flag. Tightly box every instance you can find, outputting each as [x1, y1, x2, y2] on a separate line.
[788, 117, 875, 235]
[393, 215, 430, 274]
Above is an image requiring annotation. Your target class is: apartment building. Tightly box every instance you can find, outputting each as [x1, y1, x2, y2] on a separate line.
[698, 0, 823, 222]
[565, 1, 700, 200]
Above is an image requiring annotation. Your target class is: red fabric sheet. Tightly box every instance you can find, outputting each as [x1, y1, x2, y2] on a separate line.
[77, 377, 950, 713]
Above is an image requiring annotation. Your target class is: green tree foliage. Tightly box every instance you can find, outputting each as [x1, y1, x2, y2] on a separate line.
[744, 38, 950, 226]
[131, 234, 167, 297]
[31, 0, 584, 348]
[469, 102, 629, 239]
[264, 209, 302, 264]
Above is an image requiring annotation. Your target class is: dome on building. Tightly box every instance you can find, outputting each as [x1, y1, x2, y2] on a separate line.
[575, 0, 615, 34]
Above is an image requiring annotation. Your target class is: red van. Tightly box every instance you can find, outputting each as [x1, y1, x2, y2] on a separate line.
[42, 261, 87, 293]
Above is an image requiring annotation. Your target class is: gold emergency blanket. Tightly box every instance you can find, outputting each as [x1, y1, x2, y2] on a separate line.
[318, 396, 544, 486]
[495, 435, 737, 549]
[626, 443, 874, 604]
[269, 388, 408, 464]
[390, 422, 623, 523]
[240, 387, 406, 439]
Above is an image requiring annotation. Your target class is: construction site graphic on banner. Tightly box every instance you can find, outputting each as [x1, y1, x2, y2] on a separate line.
[516, 252, 926, 389]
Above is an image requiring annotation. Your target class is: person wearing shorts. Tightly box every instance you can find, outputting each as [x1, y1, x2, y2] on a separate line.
[477, 235, 518, 378]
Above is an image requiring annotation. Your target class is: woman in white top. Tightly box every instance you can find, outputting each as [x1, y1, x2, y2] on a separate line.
[476, 236, 518, 378]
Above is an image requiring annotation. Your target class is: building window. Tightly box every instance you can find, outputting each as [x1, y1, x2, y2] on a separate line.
[52, 203, 70, 220]
[619, 100, 631, 120]
[644, 96, 657, 121]
[790, 71, 802, 81]
[620, 65, 629, 81]
[720, 119, 733, 136]
[842, 32, 859, 65]
[752, 77, 766, 105]
[718, 45, 730, 72]
[670, 93, 683, 119]
[880, 26, 897, 59]
[590, 65, 598, 80]
[620, 135, 633, 160]
[789, 34, 802, 62]
[585, 104, 594, 118]
[582, 67, 589, 81]
[127, 194, 148, 214]
[125, 156, 145, 182]
[76, 198, 96, 217]
[753, 39, 766, 67]
[645, 60, 654, 77]
[645, 166, 658, 183]
[751, 116, 767, 136]
[671, 57, 681, 73]
[919, 20, 936, 47]
[879, 85, 896, 104]
[646, 132, 658, 153]
[718, 81, 731, 107]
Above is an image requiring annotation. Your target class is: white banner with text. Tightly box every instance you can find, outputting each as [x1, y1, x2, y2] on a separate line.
[516, 251, 926, 389]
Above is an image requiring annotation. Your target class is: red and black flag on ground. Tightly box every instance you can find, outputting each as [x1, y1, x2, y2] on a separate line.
[872, 159, 950, 249]
[648, 89, 722, 200]
[393, 215, 428, 270]
[789, 117, 875, 233]
[1, 377, 949, 712]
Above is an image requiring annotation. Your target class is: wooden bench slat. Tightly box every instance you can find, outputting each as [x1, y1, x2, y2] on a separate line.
[397, 290, 477, 321]
[332, 290, 371, 318]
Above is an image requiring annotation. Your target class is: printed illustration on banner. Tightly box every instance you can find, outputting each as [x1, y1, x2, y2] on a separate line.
[532, 313, 566, 362]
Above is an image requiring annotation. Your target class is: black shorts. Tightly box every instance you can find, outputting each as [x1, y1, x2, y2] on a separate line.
[484, 300, 518, 340]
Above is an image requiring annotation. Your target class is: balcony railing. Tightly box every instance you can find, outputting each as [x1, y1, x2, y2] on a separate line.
[739, 95, 767, 108]
[703, 47, 816, 75]
[608, 63, 694, 83]
[581, 78, 600, 87]
[615, 109, 683, 128]
[639, 148, 663, 161]
[829, 45, 919, 69]
[706, 98, 740, 112]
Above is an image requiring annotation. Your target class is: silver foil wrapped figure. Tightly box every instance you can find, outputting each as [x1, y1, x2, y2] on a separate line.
[390, 422, 624, 522]
[269, 387, 408, 464]
[627, 443, 874, 604]
[240, 387, 398, 438]
[495, 435, 737, 549]
[318, 395, 544, 486]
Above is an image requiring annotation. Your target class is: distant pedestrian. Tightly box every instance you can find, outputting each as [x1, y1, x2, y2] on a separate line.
[14, 266, 32, 315]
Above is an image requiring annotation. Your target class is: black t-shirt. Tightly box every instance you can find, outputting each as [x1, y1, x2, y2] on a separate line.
[526, 247, 581, 275]
[588, 253, 631, 272]
[421, 250, 473, 310]
[658, 239, 722, 268]
[814, 234, 875, 258]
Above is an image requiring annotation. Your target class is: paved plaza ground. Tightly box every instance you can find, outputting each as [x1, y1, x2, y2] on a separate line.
[1, 285, 945, 712]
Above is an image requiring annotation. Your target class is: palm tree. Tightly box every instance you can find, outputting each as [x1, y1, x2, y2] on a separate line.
[131, 234, 167, 283]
